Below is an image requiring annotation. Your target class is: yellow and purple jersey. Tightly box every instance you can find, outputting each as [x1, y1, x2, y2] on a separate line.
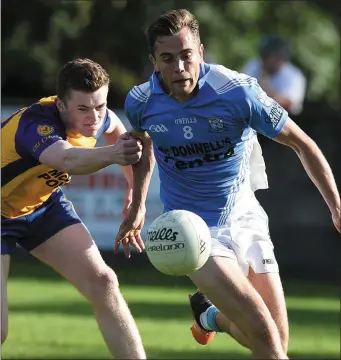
[1, 96, 111, 219]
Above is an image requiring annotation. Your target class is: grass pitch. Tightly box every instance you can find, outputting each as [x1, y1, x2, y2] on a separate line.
[2, 253, 340, 359]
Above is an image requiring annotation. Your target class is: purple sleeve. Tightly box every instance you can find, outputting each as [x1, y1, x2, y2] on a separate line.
[16, 117, 65, 160]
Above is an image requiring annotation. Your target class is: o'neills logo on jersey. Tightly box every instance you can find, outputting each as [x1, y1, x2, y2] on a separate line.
[147, 228, 178, 242]
[174, 117, 197, 125]
[208, 117, 224, 132]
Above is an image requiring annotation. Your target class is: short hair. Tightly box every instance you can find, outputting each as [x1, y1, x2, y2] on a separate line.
[56, 58, 110, 102]
[146, 9, 200, 54]
[259, 35, 290, 60]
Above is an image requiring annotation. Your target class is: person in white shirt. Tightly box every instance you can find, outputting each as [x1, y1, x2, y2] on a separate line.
[243, 35, 306, 116]
[242, 36, 307, 193]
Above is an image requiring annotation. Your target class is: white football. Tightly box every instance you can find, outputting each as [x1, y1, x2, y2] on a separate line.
[145, 210, 211, 276]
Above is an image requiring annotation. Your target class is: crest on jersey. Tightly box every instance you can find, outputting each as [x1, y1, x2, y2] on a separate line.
[37, 124, 54, 136]
[208, 117, 224, 132]
[257, 88, 273, 107]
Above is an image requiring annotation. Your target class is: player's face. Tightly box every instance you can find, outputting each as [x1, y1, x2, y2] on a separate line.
[151, 27, 204, 102]
[58, 85, 108, 137]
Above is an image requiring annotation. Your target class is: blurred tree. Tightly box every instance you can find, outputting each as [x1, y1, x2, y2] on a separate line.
[2, 0, 92, 99]
[1, 0, 339, 109]
[192, 1, 340, 109]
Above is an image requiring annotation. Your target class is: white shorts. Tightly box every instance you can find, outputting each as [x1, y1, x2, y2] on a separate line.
[210, 187, 279, 277]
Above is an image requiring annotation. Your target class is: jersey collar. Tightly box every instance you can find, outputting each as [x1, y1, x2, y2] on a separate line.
[150, 62, 211, 95]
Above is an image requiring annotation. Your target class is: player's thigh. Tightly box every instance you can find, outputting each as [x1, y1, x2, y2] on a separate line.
[1, 255, 10, 341]
[248, 268, 289, 349]
[30, 223, 117, 300]
[189, 256, 277, 339]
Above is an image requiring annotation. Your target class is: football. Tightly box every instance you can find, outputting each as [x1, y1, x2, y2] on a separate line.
[145, 210, 211, 276]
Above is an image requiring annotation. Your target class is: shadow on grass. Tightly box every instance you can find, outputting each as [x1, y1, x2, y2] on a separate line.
[147, 348, 340, 359]
[8, 252, 340, 299]
[147, 348, 339, 359]
[146, 348, 249, 359]
[2, 345, 338, 359]
[1, 342, 110, 360]
[9, 297, 339, 330]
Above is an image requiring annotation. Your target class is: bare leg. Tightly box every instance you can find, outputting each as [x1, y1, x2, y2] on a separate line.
[248, 268, 289, 353]
[189, 256, 287, 359]
[31, 223, 146, 359]
[211, 270, 289, 353]
[215, 311, 251, 348]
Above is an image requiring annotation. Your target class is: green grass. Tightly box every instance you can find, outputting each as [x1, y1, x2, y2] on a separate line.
[2, 254, 340, 359]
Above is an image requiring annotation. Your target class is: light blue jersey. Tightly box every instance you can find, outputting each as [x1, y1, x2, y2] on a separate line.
[125, 63, 288, 226]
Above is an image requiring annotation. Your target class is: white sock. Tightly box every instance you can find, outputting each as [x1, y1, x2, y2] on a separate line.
[200, 305, 222, 332]
[199, 305, 215, 331]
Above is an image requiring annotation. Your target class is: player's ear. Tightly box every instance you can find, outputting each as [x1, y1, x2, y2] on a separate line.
[149, 54, 160, 72]
[56, 98, 66, 113]
[199, 44, 204, 60]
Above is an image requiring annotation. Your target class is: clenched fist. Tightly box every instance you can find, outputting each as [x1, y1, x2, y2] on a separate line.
[113, 132, 143, 166]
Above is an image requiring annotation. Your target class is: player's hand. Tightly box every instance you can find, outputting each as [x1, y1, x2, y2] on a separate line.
[122, 187, 133, 218]
[114, 206, 146, 258]
[113, 132, 142, 166]
[332, 209, 340, 233]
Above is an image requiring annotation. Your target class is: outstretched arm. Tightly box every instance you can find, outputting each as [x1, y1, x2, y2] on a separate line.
[18, 116, 142, 175]
[114, 130, 155, 257]
[39, 136, 141, 175]
[274, 118, 340, 232]
[130, 130, 155, 212]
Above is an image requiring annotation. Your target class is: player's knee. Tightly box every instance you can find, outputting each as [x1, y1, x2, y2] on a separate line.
[81, 266, 119, 303]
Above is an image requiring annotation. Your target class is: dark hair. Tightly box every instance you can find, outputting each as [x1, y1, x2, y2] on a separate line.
[259, 35, 290, 60]
[146, 9, 200, 54]
[56, 58, 110, 102]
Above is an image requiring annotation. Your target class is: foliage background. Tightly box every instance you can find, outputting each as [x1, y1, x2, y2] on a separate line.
[2, 0, 340, 110]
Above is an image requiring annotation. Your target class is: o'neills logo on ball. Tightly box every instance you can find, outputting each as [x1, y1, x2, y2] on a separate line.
[147, 228, 178, 242]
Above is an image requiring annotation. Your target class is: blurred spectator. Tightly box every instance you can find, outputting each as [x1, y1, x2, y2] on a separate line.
[242, 35, 306, 116]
